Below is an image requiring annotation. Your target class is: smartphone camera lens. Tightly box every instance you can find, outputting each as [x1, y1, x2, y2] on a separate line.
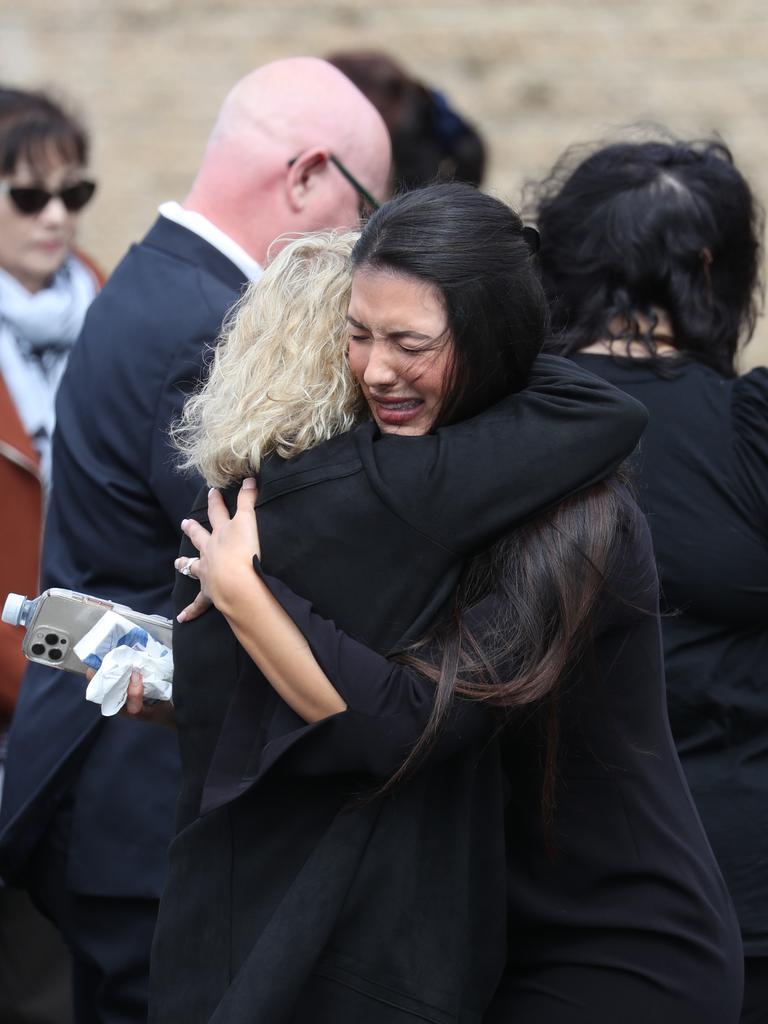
[48, 648, 63, 661]
[31, 643, 45, 656]
[45, 633, 59, 645]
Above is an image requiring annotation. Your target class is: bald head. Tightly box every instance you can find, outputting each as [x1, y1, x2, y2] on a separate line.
[185, 58, 391, 264]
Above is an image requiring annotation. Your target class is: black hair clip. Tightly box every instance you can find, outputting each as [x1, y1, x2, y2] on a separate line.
[522, 225, 540, 255]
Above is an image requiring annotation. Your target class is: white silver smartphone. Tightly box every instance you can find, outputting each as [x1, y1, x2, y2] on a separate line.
[2, 588, 174, 677]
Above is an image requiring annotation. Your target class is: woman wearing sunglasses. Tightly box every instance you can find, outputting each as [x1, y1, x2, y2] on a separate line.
[0, 82, 100, 680]
[0, 85, 100, 1024]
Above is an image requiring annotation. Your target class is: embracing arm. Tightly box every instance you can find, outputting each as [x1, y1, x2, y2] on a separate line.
[220, 567, 492, 777]
[213, 558, 347, 724]
[359, 353, 649, 552]
[177, 483, 494, 777]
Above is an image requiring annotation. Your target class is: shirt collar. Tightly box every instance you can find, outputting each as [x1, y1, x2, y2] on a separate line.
[158, 201, 262, 282]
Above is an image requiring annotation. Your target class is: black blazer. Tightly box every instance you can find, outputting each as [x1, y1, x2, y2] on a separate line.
[0, 217, 247, 897]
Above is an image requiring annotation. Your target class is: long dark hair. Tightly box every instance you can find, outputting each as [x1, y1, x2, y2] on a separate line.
[403, 480, 626, 822]
[530, 137, 763, 377]
[0, 86, 89, 176]
[352, 184, 626, 810]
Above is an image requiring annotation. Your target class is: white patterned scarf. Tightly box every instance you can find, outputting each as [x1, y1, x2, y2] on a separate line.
[0, 255, 99, 487]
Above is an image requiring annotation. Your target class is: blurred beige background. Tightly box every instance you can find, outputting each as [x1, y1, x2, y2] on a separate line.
[1, 0, 766, 366]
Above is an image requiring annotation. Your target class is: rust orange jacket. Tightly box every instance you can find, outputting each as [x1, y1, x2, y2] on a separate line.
[0, 372, 43, 725]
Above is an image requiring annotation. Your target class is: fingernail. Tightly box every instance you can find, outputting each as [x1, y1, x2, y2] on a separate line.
[180, 519, 188, 529]
[242, 477, 256, 490]
[177, 612, 186, 623]
[209, 487, 216, 497]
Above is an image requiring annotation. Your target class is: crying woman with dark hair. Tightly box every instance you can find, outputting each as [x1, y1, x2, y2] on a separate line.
[146, 183, 742, 1023]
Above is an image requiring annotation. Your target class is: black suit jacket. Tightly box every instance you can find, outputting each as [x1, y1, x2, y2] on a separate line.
[0, 217, 247, 897]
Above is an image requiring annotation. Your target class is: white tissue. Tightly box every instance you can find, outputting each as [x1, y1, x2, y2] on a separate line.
[74, 611, 173, 716]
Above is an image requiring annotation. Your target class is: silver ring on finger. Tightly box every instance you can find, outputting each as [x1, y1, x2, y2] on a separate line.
[180, 558, 198, 578]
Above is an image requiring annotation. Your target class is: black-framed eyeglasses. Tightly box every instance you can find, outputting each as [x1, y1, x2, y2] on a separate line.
[287, 153, 380, 216]
[0, 179, 97, 215]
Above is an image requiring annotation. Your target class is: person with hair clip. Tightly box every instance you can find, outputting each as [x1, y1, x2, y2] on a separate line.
[532, 136, 767, 1024]
[148, 185, 740, 1023]
[0, 84, 100, 1024]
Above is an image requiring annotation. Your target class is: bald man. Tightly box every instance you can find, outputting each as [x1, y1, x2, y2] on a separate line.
[184, 58, 390, 256]
[0, 58, 390, 1024]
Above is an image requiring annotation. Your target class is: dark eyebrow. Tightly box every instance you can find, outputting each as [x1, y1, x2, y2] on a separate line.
[346, 315, 433, 343]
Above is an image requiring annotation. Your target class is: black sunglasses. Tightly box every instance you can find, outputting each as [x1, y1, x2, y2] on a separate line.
[287, 153, 380, 215]
[0, 179, 97, 215]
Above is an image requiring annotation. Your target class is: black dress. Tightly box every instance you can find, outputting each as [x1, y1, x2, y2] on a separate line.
[573, 354, 768, 960]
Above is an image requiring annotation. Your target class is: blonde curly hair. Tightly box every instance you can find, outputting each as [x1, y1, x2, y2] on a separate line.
[172, 230, 364, 486]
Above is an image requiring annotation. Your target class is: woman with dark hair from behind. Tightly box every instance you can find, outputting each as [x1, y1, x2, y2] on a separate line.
[533, 136, 766, 1023]
[0, 85, 101, 1024]
[142, 183, 743, 1023]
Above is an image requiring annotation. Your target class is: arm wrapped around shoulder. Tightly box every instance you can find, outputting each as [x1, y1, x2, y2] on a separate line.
[357, 353, 649, 553]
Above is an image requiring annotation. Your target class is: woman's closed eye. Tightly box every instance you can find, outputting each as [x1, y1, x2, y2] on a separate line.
[396, 341, 431, 355]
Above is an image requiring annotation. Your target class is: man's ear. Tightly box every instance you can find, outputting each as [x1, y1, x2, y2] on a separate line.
[285, 148, 329, 212]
